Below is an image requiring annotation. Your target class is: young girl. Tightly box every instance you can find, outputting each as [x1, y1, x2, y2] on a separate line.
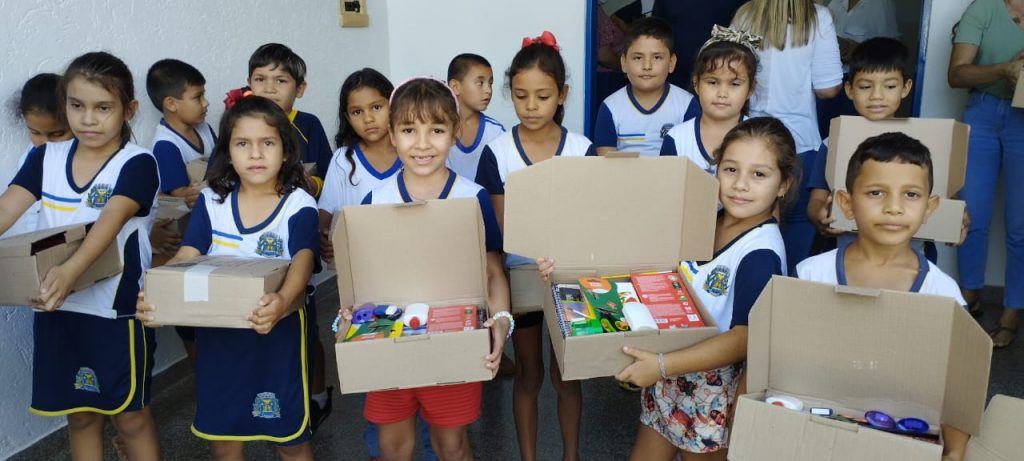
[137, 96, 317, 461]
[0, 52, 160, 460]
[348, 76, 512, 461]
[5, 73, 74, 237]
[474, 32, 594, 461]
[542, 117, 798, 460]
[661, 26, 760, 175]
[317, 67, 396, 263]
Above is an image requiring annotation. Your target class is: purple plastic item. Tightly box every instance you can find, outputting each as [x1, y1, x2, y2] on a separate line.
[896, 417, 929, 434]
[353, 303, 376, 324]
[864, 411, 896, 431]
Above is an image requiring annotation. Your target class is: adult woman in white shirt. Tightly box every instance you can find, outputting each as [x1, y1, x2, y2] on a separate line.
[732, 0, 843, 273]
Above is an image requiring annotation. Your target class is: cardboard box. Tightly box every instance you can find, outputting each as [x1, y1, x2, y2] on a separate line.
[825, 116, 968, 243]
[331, 198, 492, 393]
[0, 223, 122, 305]
[503, 155, 721, 380]
[509, 264, 544, 314]
[155, 196, 191, 235]
[185, 158, 208, 183]
[1013, 69, 1024, 109]
[964, 394, 1024, 461]
[729, 277, 992, 461]
[143, 255, 295, 328]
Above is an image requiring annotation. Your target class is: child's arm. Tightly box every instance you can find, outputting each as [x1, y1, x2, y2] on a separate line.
[249, 248, 313, 334]
[482, 250, 511, 375]
[617, 326, 747, 387]
[317, 209, 335, 263]
[808, 189, 844, 237]
[941, 424, 969, 461]
[34, 195, 142, 311]
[166, 184, 201, 208]
[0, 186, 39, 236]
[491, 195, 504, 235]
[592, 103, 618, 156]
[135, 245, 201, 326]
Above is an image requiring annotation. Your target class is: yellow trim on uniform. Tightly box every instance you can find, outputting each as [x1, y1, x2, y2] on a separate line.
[288, 110, 310, 144]
[190, 307, 310, 443]
[212, 239, 241, 249]
[29, 320, 139, 416]
[617, 137, 646, 143]
[42, 201, 76, 212]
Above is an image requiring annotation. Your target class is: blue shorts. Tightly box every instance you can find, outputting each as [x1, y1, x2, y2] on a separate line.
[191, 309, 311, 445]
[30, 311, 155, 416]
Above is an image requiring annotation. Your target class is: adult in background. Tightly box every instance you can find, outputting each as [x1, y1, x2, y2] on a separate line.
[949, 0, 1024, 348]
[651, 0, 747, 89]
[732, 0, 844, 273]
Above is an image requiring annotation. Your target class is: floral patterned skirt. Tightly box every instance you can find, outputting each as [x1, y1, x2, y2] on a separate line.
[639, 363, 743, 453]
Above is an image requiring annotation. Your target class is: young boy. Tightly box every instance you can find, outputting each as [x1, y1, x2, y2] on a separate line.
[247, 43, 332, 195]
[446, 53, 505, 180]
[247, 43, 334, 432]
[592, 16, 699, 156]
[805, 37, 913, 245]
[795, 132, 970, 461]
[146, 59, 215, 207]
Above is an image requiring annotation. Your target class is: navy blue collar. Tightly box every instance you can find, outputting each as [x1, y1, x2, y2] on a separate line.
[693, 119, 714, 165]
[835, 238, 929, 292]
[231, 184, 292, 234]
[160, 119, 205, 153]
[512, 125, 568, 166]
[627, 83, 670, 115]
[66, 138, 127, 193]
[456, 113, 486, 153]
[355, 144, 402, 180]
[397, 168, 457, 203]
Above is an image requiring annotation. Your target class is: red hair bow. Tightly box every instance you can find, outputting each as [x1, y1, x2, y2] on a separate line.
[223, 86, 253, 110]
[522, 31, 560, 52]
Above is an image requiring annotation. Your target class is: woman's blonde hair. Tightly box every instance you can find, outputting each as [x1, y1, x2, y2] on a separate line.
[732, 0, 818, 51]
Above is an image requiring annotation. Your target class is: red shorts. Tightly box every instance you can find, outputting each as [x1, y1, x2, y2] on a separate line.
[364, 382, 482, 428]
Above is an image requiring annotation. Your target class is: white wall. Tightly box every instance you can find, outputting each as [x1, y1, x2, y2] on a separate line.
[918, 0, 1007, 286]
[0, 1, 389, 457]
[383, 0, 588, 134]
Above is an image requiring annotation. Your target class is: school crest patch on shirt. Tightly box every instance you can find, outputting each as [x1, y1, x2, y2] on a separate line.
[704, 265, 731, 297]
[255, 232, 284, 258]
[74, 367, 100, 393]
[252, 392, 281, 419]
[86, 184, 113, 209]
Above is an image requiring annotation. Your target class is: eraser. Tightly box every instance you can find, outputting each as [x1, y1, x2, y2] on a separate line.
[810, 407, 833, 416]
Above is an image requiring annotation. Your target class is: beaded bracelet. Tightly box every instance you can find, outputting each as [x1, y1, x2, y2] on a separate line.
[658, 353, 668, 379]
[491, 311, 515, 339]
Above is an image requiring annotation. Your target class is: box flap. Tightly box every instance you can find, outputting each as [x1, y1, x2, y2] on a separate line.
[747, 276, 989, 434]
[503, 156, 717, 272]
[0, 223, 89, 257]
[965, 395, 1024, 461]
[332, 198, 487, 308]
[157, 196, 191, 221]
[826, 116, 968, 196]
[1013, 69, 1024, 109]
[149, 255, 290, 278]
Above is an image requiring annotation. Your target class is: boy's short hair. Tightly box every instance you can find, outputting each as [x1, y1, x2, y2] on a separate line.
[447, 53, 491, 82]
[848, 37, 911, 81]
[248, 43, 307, 83]
[622, 16, 674, 55]
[845, 132, 933, 193]
[145, 59, 206, 111]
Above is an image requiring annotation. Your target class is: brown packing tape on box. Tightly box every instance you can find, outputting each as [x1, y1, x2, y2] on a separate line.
[502, 156, 721, 380]
[143, 255, 295, 328]
[1013, 69, 1024, 109]
[0, 223, 122, 306]
[331, 198, 492, 393]
[964, 395, 1024, 461]
[825, 116, 968, 243]
[729, 277, 992, 461]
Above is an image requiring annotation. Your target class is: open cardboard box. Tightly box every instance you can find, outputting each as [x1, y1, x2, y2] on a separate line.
[156, 196, 191, 235]
[144, 255, 296, 328]
[964, 394, 1024, 461]
[0, 222, 122, 306]
[332, 198, 492, 393]
[503, 155, 722, 380]
[1013, 69, 1024, 109]
[186, 158, 208, 184]
[825, 116, 968, 243]
[509, 264, 544, 314]
[729, 277, 992, 461]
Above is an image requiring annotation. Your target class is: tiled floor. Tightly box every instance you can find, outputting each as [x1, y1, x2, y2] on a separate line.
[11, 287, 1023, 460]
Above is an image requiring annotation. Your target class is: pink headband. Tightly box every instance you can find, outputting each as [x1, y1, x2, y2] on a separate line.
[388, 75, 460, 116]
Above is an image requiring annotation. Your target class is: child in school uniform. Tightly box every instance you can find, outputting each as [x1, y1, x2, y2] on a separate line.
[445, 53, 505, 180]
[0, 52, 160, 460]
[4, 73, 73, 237]
[474, 31, 594, 461]
[541, 117, 799, 460]
[795, 132, 970, 461]
[661, 26, 760, 174]
[593, 16, 699, 157]
[349, 76, 512, 461]
[137, 95, 318, 461]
